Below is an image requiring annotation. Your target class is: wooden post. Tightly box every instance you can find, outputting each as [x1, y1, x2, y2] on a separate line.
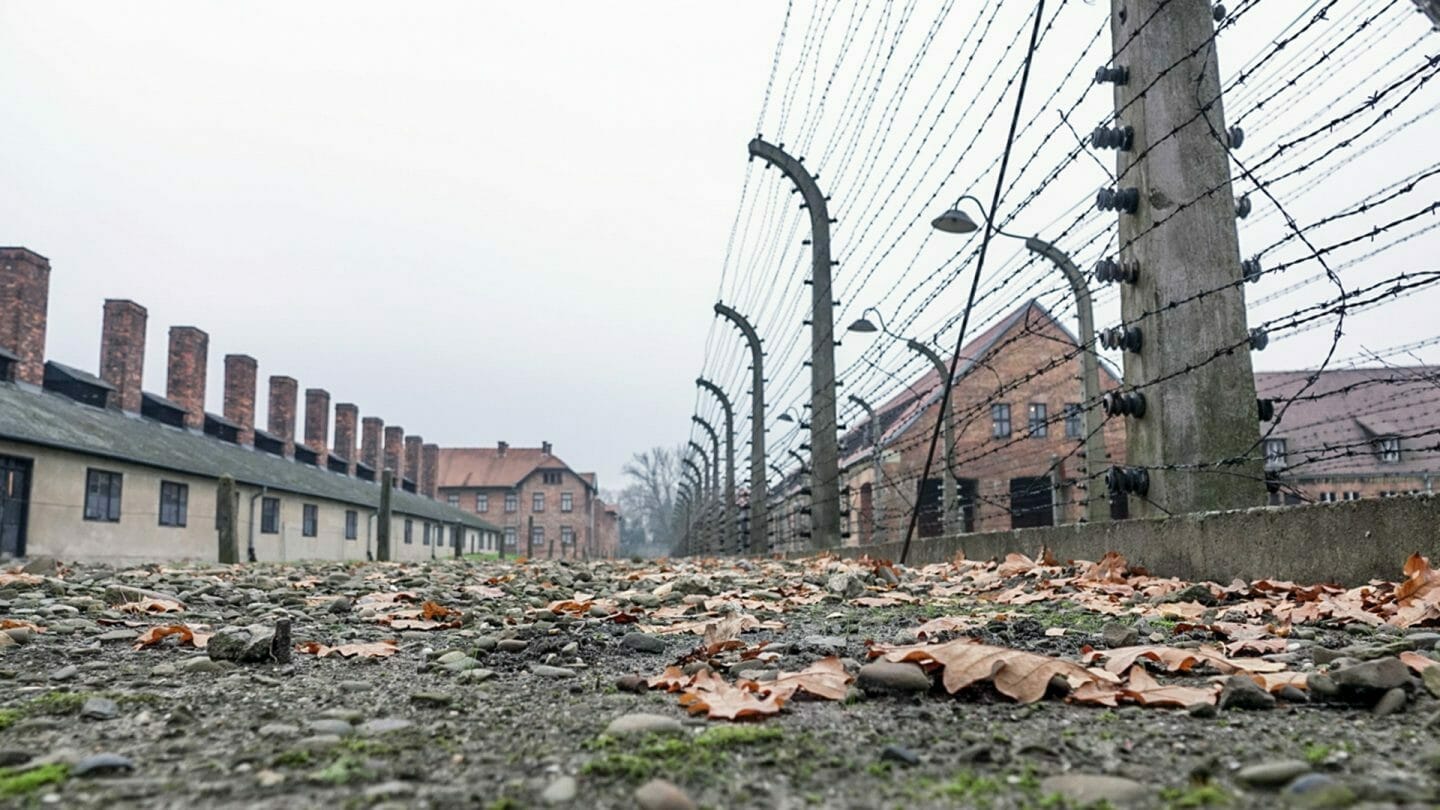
[377, 470, 393, 561]
[216, 475, 239, 564]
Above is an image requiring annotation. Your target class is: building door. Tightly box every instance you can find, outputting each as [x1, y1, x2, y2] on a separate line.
[1009, 476, 1054, 529]
[955, 478, 979, 533]
[916, 477, 943, 538]
[0, 455, 33, 558]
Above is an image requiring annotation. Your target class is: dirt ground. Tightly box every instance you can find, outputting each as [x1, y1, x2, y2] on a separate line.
[0, 553, 1437, 809]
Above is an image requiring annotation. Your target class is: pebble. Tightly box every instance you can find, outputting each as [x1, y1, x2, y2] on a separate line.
[72, 752, 136, 778]
[97, 629, 138, 643]
[256, 769, 285, 788]
[620, 633, 667, 654]
[605, 713, 685, 737]
[856, 661, 932, 694]
[411, 691, 453, 708]
[1277, 685, 1309, 703]
[799, 635, 847, 656]
[1421, 667, 1440, 699]
[1218, 675, 1276, 711]
[4, 627, 32, 644]
[337, 680, 370, 692]
[880, 744, 920, 766]
[296, 734, 342, 752]
[49, 665, 78, 681]
[531, 664, 576, 678]
[497, 639, 528, 653]
[363, 781, 416, 800]
[616, 674, 648, 693]
[634, 778, 697, 810]
[1039, 774, 1150, 805]
[1373, 686, 1408, 717]
[1284, 773, 1357, 808]
[826, 573, 864, 599]
[541, 775, 579, 804]
[258, 723, 301, 739]
[305, 719, 355, 736]
[1100, 622, 1140, 648]
[458, 668, 496, 684]
[80, 697, 120, 721]
[357, 718, 413, 737]
[1236, 759, 1311, 788]
[1407, 631, 1440, 650]
[1308, 673, 1340, 700]
[182, 657, 225, 674]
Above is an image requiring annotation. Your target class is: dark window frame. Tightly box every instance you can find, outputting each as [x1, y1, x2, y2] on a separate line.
[476, 493, 488, 513]
[344, 510, 358, 540]
[504, 492, 518, 513]
[561, 492, 573, 513]
[1063, 403, 1083, 439]
[1027, 402, 1048, 438]
[532, 492, 545, 512]
[404, 518, 414, 544]
[84, 469, 123, 522]
[991, 404, 1011, 438]
[446, 494, 459, 508]
[158, 480, 188, 527]
[302, 503, 318, 537]
[260, 496, 280, 534]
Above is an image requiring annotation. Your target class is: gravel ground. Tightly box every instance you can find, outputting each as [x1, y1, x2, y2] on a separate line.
[0, 553, 1438, 810]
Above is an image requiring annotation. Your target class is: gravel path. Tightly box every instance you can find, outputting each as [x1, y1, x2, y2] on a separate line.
[0, 553, 1437, 809]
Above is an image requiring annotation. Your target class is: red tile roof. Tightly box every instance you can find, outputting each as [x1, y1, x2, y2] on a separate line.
[436, 446, 584, 490]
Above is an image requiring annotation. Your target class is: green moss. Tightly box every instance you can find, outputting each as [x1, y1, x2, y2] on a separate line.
[935, 770, 1004, 803]
[1161, 784, 1231, 808]
[0, 709, 20, 731]
[0, 763, 69, 798]
[312, 755, 375, 785]
[272, 749, 315, 768]
[695, 724, 783, 748]
[26, 691, 87, 716]
[1303, 742, 1332, 765]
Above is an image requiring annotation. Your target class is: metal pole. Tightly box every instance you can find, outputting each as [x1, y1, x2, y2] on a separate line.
[692, 416, 723, 553]
[682, 459, 703, 554]
[848, 394, 883, 544]
[714, 303, 768, 554]
[1025, 237, 1109, 523]
[697, 378, 737, 553]
[1109, 0, 1265, 515]
[748, 138, 840, 552]
[903, 339, 957, 536]
[687, 441, 712, 553]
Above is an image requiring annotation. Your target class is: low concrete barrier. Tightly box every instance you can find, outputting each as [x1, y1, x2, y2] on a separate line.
[822, 494, 1440, 586]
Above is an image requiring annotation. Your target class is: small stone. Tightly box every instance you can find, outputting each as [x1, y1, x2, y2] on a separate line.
[80, 697, 120, 721]
[0, 749, 31, 767]
[1420, 667, 1440, 699]
[435, 650, 469, 665]
[542, 775, 578, 804]
[1284, 773, 1357, 808]
[4, 627, 32, 645]
[258, 723, 301, 739]
[182, 657, 225, 674]
[531, 664, 576, 678]
[634, 778, 696, 810]
[256, 769, 285, 788]
[21, 556, 57, 576]
[497, 639, 528, 653]
[336, 680, 370, 692]
[857, 661, 931, 694]
[364, 780, 415, 800]
[605, 713, 685, 737]
[1218, 675, 1276, 711]
[410, 691, 453, 708]
[1101, 622, 1140, 648]
[1236, 760, 1311, 788]
[357, 718, 413, 737]
[880, 745, 920, 766]
[616, 674, 648, 693]
[49, 665, 78, 681]
[1373, 686, 1408, 717]
[620, 633, 666, 654]
[1407, 631, 1440, 651]
[1332, 658, 1411, 703]
[1039, 774, 1149, 805]
[458, 668, 496, 684]
[1277, 685, 1309, 703]
[296, 734, 342, 752]
[305, 719, 354, 736]
[1158, 583, 1216, 606]
[1187, 702, 1218, 718]
[72, 753, 136, 778]
[799, 635, 847, 656]
[826, 573, 864, 599]
[1308, 673, 1339, 700]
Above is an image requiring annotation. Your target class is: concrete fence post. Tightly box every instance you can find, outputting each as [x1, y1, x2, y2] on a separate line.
[377, 470, 393, 561]
[217, 475, 239, 564]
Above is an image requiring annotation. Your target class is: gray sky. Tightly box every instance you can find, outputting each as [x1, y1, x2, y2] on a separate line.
[0, 3, 785, 490]
[4, 2, 1436, 494]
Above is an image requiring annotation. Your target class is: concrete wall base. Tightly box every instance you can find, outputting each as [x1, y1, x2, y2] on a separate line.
[810, 495, 1440, 587]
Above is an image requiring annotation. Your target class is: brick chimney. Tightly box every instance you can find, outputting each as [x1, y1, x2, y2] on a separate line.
[404, 435, 423, 487]
[99, 299, 147, 413]
[267, 375, 298, 457]
[334, 403, 359, 475]
[166, 326, 208, 429]
[383, 426, 405, 485]
[0, 247, 50, 386]
[421, 443, 439, 499]
[542, 441, 552, 455]
[304, 388, 330, 465]
[223, 354, 257, 445]
[497, 440, 508, 457]
[361, 416, 384, 470]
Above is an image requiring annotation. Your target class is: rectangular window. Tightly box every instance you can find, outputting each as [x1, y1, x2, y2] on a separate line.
[531, 525, 544, 550]
[1318, 492, 1337, 503]
[158, 481, 188, 527]
[261, 496, 280, 534]
[533, 492, 545, 512]
[476, 494, 488, 513]
[1264, 439, 1287, 469]
[561, 526, 574, 546]
[404, 519, 413, 544]
[423, 523, 431, 545]
[561, 492, 573, 512]
[1064, 403, 1082, 439]
[504, 492, 518, 513]
[84, 469, 123, 522]
[542, 471, 562, 485]
[446, 494, 459, 508]
[1028, 403, 1048, 438]
[991, 404, 1011, 438]
[1343, 491, 1361, 501]
[504, 526, 517, 549]
[1378, 437, 1401, 464]
[344, 510, 358, 540]
[302, 504, 318, 537]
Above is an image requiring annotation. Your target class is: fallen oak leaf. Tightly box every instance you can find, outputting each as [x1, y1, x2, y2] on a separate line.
[116, 597, 185, 614]
[678, 670, 786, 720]
[759, 656, 854, 702]
[646, 666, 692, 692]
[1120, 666, 1220, 708]
[132, 624, 212, 650]
[882, 639, 1098, 703]
[0, 619, 45, 633]
[0, 572, 43, 587]
[1400, 650, 1439, 674]
[421, 601, 462, 621]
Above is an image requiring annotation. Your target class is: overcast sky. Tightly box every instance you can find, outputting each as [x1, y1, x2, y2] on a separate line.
[4, 3, 1436, 494]
[0, 3, 787, 491]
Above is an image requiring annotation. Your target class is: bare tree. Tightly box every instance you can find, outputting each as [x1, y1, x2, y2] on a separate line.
[620, 445, 684, 550]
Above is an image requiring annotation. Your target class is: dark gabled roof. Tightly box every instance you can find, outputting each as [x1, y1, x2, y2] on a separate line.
[0, 346, 18, 363]
[0, 380, 499, 533]
[204, 411, 242, 430]
[143, 391, 186, 412]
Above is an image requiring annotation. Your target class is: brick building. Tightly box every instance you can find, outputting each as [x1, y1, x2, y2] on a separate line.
[1257, 367, 1440, 503]
[0, 247, 500, 564]
[436, 443, 614, 559]
[769, 300, 1127, 551]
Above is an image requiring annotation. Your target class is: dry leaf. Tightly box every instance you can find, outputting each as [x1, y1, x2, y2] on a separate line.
[0, 619, 45, 633]
[882, 639, 1097, 703]
[1400, 650, 1439, 674]
[421, 601, 461, 621]
[760, 656, 854, 702]
[296, 639, 398, 658]
[116, 597, 185, 614]
[132, 624, 211, 650]
[0, 572, 43, 587]
[1120, 667, 1219, 708]
[678, 670, 785, 720]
